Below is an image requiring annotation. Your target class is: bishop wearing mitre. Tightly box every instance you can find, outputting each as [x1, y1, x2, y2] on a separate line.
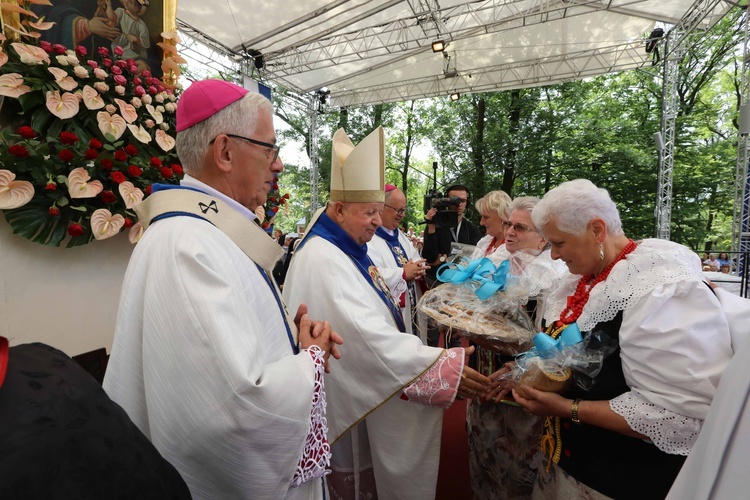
[283, 127, 491, 499]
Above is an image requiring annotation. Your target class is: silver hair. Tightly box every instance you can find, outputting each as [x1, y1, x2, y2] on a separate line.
[474, 190, 511, 219]
[175, 91, 274, 176]
[508, 196, 540, 216]
[532, 179, 624, 237]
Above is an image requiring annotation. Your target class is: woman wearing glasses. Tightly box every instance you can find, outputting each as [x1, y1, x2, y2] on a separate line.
[468, 195, 566, 500]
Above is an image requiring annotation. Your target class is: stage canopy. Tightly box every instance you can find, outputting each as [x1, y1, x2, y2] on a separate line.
[176, 0, 732, 107]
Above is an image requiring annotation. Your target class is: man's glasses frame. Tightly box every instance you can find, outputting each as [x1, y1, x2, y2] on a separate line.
[384, 204, 407, 216]
[210, 134, 280, 163]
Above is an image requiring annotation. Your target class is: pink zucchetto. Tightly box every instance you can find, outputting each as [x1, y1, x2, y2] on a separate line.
[385, 184, 397, 192]
[176, 79, 249, 132]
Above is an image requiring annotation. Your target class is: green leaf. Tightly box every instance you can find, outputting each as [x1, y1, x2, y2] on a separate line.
[69, 205, 88, 212]
[57, 196, 69, 207]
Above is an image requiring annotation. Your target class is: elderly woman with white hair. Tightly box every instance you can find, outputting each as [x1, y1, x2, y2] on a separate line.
[507, 179, 733, 500]
[467, 194, 566, 500]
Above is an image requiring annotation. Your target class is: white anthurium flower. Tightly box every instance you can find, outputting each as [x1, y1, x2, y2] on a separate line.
[47, 66, 78, 91]
[0, 169, 34, 209]
[155, 129, 175, 151]
[146, 103, 163, 124]
[96, 111, 126, 140]
[91, 208, 124, 240]
[82, 85, 104, 110]
[67, 167, 103, 198]
[127, 123, 151, 144]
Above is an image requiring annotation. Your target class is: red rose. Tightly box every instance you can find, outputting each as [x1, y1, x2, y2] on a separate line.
[17, 126, 36, 139]
[52, 43, 66, 55]
[87, 60, 98, 69]
[8, 145, 30, 158]
[134, 85, 146, 97]
[114, 150, 128, 162]
[110, 171, 126, 184]
[100, 158, 114, 170]
[75, 45, 87, 57]
[116, 59, 128, 69]
[113, 46, 124, 56]
[262, 221, 270, 229]
[100, 190, 117, 203]
[48, 206, 60, 216]
[124, 144, 138, 156]
[45, 182, 57, 191]
[127, 165, 142, 177]
[59, 131, 79, 145]
[283, 193, 290, 199]
[148, 85, 158, 95]
[68, 223, 85, 237]
[101, 58, 113, 68]
[123, 217, 133, 228]
[89, 138, 102, 149]
[84, 148, 98, 160]
[145, 184, 153, 195]
[142, 70, 152, 78]
[40, 40, 52, 53]
[111, 65, 122, 75]
[172, 164, 184, 176]
[97, 46, 110, 57]
[149, 157, 162, 167]
[58, 149, 75, 162]
[132, 77, 142, 86]
[269, 196, 277, 202]
[160, 167, 173, 178]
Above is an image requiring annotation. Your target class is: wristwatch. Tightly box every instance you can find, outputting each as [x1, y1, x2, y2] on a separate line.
[571, 399, 582, 424]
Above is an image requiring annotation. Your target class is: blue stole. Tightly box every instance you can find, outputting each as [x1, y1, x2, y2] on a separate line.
[299, 213, 407, 333]
[147, 184, 298, 354]
[375, 226, 408, 266]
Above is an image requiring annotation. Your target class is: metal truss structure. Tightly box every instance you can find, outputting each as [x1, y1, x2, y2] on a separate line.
[655, 0, 731, 241]
[732, 7, 750, 291]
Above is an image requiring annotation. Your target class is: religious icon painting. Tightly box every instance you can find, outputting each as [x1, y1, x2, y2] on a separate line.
[368, 265, 399, 307]
[20, 0, 178, 78]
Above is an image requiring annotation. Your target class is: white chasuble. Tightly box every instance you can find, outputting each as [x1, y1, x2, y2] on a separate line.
[104, 215, 324, 500]
[284, 235, 446, 500]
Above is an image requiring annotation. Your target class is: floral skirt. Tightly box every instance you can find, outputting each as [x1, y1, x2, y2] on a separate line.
[467, 398, 543, 500]
[532, 463, 613, 500]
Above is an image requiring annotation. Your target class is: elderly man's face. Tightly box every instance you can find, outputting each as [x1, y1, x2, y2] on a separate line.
[338, 202, 383, 246]
[382, 189, 407, 230]
[231, 110, 283, 210]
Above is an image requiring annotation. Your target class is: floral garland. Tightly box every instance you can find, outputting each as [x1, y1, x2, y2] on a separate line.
[258, 173, 290, 232]
[0, 1, 184, 247]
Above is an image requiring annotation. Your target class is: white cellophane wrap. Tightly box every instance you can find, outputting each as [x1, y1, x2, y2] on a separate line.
[417, 249, 564, 356]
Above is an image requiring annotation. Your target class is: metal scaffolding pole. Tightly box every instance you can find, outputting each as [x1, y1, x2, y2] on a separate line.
[732, 9, 750, 294]
[308, 94, 321, 218]
[655, 31, 684, 240]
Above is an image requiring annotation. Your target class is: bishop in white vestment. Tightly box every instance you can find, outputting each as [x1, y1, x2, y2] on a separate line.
[104, 80, 341, 499]
[283, 127, 491, 499]
[367, 185, 426, 340]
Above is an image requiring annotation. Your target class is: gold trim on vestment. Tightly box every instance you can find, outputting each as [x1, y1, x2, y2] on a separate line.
[329, 190, 385, 203]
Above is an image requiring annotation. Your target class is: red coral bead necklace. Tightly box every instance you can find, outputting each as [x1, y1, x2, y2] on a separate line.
[557, 239, 637, 326]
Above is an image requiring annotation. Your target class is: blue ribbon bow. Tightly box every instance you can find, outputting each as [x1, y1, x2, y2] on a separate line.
[436, 257, 510, 300]
[532, 322, 583, 359]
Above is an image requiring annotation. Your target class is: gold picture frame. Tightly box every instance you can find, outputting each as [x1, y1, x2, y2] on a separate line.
[1, 0, 177, 78]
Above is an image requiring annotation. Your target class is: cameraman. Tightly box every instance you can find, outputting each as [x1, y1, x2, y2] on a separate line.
[422, 184, 482, 281]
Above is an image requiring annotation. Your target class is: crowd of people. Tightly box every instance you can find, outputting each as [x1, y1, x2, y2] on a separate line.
[99, 80, 750, 500]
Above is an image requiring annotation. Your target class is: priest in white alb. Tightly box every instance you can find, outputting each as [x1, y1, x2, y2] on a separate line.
[367, 184, 427, 340]
[283, 127, 492, 499]
[104, 79, 342, 500]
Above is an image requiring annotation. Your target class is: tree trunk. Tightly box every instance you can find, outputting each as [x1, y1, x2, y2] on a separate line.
[502, 89, 521, 196]
[473, 97, 486, 196]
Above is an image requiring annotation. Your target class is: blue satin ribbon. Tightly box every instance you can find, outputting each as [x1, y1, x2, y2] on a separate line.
[436, 257, 510, 300]
[532, 322, 583, 359]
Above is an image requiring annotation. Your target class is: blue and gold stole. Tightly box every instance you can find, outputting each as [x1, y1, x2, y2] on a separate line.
[374, 226, 418, 334]
[300, 212, 407, 333]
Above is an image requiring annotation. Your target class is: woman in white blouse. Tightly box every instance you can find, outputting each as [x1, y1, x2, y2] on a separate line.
[507, 179, 733, 500]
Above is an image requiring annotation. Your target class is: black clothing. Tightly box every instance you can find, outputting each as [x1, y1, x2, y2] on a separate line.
[554, 312, 686, 500]
[0, 342, 191, 499]
[421, 217, 482, 283]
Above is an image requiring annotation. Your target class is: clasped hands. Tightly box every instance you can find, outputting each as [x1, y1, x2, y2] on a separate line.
[295, 303, 343, 373]
[403, 259, 429, 280]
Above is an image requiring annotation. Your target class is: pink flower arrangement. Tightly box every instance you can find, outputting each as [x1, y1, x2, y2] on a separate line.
[0, 13, 184, 247]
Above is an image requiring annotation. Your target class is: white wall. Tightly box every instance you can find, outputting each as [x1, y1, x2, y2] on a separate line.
[0, 218, 133, 357]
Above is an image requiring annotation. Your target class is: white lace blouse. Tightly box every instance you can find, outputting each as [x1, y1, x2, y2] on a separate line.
[543, 239, 734, 455]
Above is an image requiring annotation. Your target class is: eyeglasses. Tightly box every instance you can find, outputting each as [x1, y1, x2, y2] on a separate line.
[210, 134, 280, 163]
[385, 204, 407, 216]
[502, 220, 536, 233]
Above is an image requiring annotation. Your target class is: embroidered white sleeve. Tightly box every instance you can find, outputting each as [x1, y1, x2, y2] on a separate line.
[290, 345, 331, 487]
[393, 276, 408, 300]
[609, 391, 702, 456]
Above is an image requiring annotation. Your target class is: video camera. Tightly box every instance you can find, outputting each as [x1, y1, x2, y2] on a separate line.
[423, 161, 461, 229]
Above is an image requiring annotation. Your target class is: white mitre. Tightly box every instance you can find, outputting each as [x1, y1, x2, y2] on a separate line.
[329, 126, 385, 203]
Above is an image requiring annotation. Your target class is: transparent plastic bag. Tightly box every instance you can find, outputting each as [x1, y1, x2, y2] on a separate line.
[417, 255, 537, 356]
[497, 323, 618, 393]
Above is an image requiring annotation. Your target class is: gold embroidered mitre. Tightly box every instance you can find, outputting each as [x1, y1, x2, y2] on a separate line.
[329, 126, 385, 203]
